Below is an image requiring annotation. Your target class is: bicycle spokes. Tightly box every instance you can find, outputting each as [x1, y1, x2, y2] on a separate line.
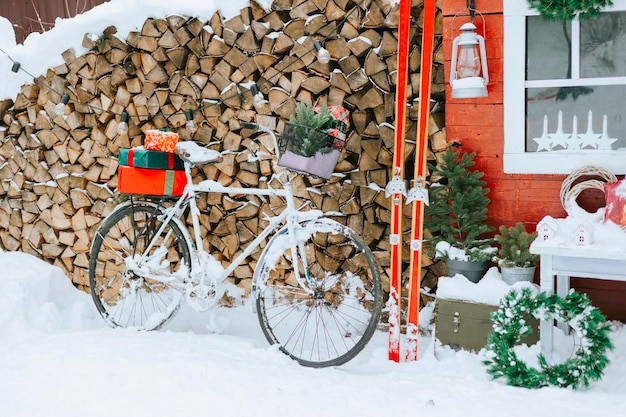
[89, 204, 191, 330]
[255, 219, 382, 367]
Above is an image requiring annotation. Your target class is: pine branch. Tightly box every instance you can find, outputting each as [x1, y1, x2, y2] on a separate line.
[527, 0, 613, 21]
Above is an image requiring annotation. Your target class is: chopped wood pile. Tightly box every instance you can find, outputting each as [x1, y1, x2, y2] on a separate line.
[0, 0, 447, 309]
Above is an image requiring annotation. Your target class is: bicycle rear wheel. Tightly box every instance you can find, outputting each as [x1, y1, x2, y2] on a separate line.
[254, 218, 382, 367]
[89, 202, 191, 330]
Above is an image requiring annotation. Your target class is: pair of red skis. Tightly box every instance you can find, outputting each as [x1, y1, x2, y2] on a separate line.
[385, 0, 436, 362]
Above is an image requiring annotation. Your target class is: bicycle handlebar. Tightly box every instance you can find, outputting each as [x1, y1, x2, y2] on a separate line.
[241, 121, 281, 163]
[242, 122, 273, 134]
[241, 122, 258, 130]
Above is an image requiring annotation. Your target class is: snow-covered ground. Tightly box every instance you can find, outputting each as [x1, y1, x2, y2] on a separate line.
[1, 0, 626, 415]
[1, 250, 626, 417]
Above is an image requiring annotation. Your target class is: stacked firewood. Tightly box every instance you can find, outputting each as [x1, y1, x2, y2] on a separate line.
[0, 0, 447, 308]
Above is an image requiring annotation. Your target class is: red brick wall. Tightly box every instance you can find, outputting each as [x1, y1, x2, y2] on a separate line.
[441, 0, 566, 232]
[440, 0, 625, 321]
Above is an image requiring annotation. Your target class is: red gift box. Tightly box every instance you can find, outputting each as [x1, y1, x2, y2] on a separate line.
[117, 166, 187, 196]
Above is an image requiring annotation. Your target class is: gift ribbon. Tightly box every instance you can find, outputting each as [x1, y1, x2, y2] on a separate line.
[127, 148, 135, 167]
[164, 170, 174, 195]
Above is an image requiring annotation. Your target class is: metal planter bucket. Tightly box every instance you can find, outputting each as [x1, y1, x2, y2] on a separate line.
[500, 266, 536, 285]
[445, 258, 489, 283]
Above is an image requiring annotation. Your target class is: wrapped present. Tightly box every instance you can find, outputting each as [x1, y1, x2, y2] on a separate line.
[313, 105, 350, 141]
[144, 130, 179, 153]
[117, 166, 187, 196]
[604, 179, 626, 225]
[327, 105, 350, 126]
[118, 147, 185, 170]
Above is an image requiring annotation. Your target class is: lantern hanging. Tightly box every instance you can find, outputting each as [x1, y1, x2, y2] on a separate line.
[450, 21, 489, 99]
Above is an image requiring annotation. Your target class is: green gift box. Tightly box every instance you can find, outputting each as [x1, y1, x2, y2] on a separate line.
[118, 147, 184, 170]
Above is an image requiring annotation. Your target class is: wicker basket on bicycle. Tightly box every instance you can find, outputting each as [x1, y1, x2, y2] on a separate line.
[278, 105, 350, 180]
[278, 122, 346, 179]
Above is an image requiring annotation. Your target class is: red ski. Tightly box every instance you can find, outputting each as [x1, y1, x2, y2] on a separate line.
[385, 0, 411, 363]
[404, 0, 436, 362]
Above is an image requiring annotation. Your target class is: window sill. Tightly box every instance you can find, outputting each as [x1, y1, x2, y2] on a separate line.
[504, 151, 626, 175]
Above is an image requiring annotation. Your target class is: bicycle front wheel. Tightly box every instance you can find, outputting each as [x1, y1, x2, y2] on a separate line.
[254, 218, 382, 367]
[89, 202, 191, 330]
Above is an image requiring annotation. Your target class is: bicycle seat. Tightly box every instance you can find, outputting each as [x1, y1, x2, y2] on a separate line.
[175, 141, 223, 166]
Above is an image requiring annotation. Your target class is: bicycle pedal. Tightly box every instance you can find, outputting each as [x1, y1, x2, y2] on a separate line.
[185, 285, 217, 312]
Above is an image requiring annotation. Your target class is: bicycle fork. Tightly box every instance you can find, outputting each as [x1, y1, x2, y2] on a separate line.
[283, 181, 314, 292]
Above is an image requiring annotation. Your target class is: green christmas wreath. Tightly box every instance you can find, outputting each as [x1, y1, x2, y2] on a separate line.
[527, 0, 613, 21]
[484, 287, 613, 389]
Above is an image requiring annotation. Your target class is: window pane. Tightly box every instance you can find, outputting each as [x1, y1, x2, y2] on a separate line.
[526, 17, 571, 80]
[526, 85, 626, 152]
[580, 11, 626, 77]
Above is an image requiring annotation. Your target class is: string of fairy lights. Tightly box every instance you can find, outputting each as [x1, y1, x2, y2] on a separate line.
[0, 3, 372, 137]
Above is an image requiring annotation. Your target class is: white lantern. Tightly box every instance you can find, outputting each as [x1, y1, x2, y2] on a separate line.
[450, 22, 489, 99]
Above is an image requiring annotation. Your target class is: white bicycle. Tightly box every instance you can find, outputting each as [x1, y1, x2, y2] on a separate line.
[88, 122, 383, 367]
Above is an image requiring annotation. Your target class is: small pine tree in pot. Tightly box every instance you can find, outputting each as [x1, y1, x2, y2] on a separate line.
[494, 222, 539, 284]
[425, 146, 494, 282]
[287, 102, 336, 157]
[278, 102, 346, 179]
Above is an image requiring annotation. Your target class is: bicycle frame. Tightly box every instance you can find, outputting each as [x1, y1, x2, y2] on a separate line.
[90, 122, 384, 366]
[129, 125, 318, 295]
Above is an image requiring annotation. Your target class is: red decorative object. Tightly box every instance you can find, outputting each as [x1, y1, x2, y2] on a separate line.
[405, 0, 436, 362]
[386, 0, 412, 363]
[604, 179, 626, 226]
[117, 166, 187, 196]
[314, 105, 350, 141]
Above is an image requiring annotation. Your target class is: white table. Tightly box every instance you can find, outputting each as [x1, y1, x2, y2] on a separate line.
[530, 244, 626, 360]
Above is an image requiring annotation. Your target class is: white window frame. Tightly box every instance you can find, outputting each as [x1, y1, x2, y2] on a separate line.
[504, 0, 626, 174]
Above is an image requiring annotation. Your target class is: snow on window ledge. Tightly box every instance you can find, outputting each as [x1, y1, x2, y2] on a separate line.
[504, 151, 626, 175]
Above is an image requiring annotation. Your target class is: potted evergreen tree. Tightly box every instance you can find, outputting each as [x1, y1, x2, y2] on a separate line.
[278, 102, 347, 179]
[425, 146, 494, 282]
[494, 222, 539, 284]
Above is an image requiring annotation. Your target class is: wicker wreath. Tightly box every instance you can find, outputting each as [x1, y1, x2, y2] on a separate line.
[559, 166, 617, 213]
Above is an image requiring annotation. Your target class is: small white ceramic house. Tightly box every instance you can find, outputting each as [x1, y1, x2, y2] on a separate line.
[536, 216, 558, 241]
[573, 222, 594, 246]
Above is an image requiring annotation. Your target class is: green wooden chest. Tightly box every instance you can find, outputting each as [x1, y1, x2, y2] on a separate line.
[435, 298, 540, 352]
